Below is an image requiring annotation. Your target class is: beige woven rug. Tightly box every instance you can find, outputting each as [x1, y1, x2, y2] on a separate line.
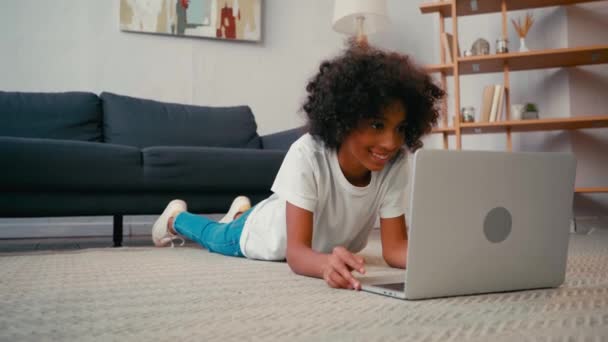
[1, 230, 607, 342]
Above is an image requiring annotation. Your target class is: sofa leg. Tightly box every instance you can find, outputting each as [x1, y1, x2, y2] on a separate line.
[113, 215, 123, 247]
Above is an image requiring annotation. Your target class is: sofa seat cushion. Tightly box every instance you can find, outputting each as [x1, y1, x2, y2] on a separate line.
[101, 92, 262, 149]
[0, 191, 273, 217]
[0, 136, 142, 191]
[0, 91, 102, 141]
[142, 146, 286, 192]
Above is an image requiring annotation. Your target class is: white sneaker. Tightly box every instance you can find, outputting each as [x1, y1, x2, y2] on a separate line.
[152, 199, 187, 247]
[219, 196, 251, 223]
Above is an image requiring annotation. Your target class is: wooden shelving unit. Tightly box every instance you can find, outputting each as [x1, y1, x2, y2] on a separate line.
[420, 0, 605, 17]
[420, 0, 608, 195]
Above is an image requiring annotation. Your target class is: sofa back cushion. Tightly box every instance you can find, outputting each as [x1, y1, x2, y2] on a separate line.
[0, 91, 102, 141]
[101, 92, 262, 149]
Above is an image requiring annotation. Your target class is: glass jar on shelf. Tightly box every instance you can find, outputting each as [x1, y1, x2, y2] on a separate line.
[460, 106, 476, 123]
[496, 38, 509, 53]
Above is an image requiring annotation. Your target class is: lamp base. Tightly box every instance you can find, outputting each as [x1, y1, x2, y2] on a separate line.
[356, 34, 369, 47]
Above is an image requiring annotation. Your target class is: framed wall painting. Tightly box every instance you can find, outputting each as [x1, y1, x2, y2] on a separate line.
[120, 0, 262, 42]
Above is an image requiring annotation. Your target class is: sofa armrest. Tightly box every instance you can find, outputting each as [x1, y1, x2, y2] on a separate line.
[260, 127, 305, 150]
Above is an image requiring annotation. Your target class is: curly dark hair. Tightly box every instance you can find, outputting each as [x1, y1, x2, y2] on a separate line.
[302, 41, 445, 152]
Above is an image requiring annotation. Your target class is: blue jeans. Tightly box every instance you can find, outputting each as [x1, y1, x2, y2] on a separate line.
[174, 208, 253, 258]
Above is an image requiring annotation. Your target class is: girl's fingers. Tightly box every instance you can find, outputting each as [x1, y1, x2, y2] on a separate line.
[337, 249, 366, 275]
[330, 258, 360, 289]
[326, 278, 339, 289]
[357, 255, 365, 265]
[328, 269, 351, 289]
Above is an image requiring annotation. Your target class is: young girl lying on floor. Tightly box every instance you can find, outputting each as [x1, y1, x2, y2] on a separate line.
[152, 41, 444, 290]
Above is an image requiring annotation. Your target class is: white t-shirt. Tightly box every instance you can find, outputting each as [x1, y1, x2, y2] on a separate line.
[239, 133, 408, 260]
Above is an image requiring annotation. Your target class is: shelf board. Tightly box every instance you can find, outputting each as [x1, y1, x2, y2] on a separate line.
[426, 46, 608, 75]
[431, 126, 456, 134]
[425, 46, 608, 76]
[575, 187, 608, 193]
[459, 45, 608, 75]
[420, 1, 453, 17]
[424, 63, 454, 74]
[460, 115, 608, 134]
[419, 0, 605, 17]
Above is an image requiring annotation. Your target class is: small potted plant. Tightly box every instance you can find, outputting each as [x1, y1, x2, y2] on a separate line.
[522, 102, 539, 120]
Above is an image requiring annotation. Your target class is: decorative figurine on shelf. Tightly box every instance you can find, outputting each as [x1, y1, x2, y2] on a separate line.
[522, 102, 539, 120]
[512, 12, 534, 52]
[471, 38, 490, 56]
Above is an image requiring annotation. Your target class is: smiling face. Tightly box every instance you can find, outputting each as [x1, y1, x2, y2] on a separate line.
[337, 100, 407, 186]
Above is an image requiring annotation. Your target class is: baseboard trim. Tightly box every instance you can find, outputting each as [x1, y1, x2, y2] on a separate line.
[0, 220, 151, 239]
[572, 215, 608, 234]
[0, 215, 605, 239]
[0, 214, 224, 239]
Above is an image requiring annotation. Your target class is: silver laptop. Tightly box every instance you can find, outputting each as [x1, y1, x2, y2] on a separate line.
[362, 149, 577, 300]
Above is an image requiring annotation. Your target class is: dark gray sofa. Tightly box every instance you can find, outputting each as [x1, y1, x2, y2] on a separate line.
[0, 91, 303, 246]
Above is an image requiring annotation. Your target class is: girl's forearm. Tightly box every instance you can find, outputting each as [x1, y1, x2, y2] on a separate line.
[286, 245, 330, 279]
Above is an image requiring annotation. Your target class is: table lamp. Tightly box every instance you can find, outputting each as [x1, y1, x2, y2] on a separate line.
[332, 0, 390, 45]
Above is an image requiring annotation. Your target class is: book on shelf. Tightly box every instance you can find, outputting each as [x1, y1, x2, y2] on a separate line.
[479, 84, 505, 122]
[441, 32, 460, 64]
[494, 86, 505, 122]
[489, 85, 503, 122]
[480, 85, 495, 122]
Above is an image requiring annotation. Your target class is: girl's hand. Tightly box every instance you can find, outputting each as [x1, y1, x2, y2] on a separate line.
[322, 246, 366, 290]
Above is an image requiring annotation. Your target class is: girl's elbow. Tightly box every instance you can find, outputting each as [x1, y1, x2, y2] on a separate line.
[286, 254, 298, 273]
[383, 252, 406, 269]
[383, 255, 396, 268]
[286, 248, 304, 275]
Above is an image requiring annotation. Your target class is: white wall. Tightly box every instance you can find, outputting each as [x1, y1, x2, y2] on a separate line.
[567, 2, 608, 218]
[0, 1, 604, 237]
[0, 1, 594, 145]
[0, 0, 437, 237]
[0, 0, 437, 135]
[1, 1, 572, 139]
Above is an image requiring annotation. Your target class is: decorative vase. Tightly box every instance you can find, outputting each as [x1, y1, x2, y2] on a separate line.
[519, 37, 529, 52]
[511, 104, 525, 120]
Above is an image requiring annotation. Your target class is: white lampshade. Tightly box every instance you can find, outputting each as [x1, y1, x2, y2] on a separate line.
[332, 0, 389, 36]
